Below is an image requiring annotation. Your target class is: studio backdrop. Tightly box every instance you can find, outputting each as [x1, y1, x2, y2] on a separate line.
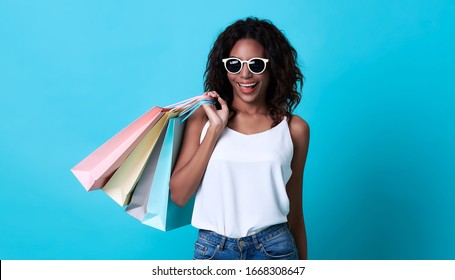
[0, 0, 454, 259]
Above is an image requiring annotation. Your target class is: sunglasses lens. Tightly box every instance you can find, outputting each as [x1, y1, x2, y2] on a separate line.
[226, 59, 242, 73]
[249, 59, 266, 73]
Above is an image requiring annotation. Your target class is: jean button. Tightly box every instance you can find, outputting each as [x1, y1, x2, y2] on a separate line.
[239, 240, 246, 247]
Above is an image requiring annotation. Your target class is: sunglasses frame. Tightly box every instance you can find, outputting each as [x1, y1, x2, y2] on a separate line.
[222, 57, 269, 75]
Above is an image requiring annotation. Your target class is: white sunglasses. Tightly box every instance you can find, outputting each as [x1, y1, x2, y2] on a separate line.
[222, 57, 269, 74]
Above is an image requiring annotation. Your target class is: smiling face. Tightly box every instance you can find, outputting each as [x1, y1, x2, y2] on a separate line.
[227, 38, 270, 109]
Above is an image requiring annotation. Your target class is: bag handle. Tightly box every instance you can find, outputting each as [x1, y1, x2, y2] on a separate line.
[178, 99, 215, 122]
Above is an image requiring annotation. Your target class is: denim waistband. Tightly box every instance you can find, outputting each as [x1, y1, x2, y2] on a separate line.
[198, 223, 290, 251]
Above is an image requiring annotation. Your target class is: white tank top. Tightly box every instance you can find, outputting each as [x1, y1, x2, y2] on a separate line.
[191, 118, 294, 238]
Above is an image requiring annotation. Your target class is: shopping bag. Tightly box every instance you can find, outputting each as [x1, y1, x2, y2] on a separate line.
[124, 118, 169, 220]
[71, 107, 167, 191]
[72, 94, 214, 231]
[102, 112, 174, 206]
[141, 117, 192, 231]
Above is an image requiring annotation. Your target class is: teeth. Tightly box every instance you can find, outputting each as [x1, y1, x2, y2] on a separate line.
[238, 82, 258, 87]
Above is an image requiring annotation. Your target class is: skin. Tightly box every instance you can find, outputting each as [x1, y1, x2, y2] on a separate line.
[169, 38, 309, 259]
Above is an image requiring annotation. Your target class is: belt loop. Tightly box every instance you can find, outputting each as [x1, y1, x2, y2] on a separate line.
[219, 236, 226, 250]
[252, 234, 261, 250]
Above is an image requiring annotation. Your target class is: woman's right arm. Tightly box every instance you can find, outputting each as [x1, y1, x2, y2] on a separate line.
[169, 92, 228, 206]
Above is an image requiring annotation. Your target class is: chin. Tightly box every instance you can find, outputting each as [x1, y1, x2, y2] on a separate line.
[234, 88, 263, 103]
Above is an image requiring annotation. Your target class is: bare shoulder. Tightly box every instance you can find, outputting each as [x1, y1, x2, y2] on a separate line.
[288, 115, 310, 170]
[180, 105, 208, 148]
[289, 115, 310, 144]
[172, 106, 207, 174]
[185, 106, 208, 131]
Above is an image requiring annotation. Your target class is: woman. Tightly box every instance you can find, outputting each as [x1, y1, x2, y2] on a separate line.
[169, 17, 309, 260]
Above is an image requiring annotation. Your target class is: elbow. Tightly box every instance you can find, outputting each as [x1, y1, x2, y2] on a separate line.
[170, 191, 188, 207]
[169, 180, 189, 207]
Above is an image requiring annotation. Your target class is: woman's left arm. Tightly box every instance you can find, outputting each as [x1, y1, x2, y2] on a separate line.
[287, 115, 310, 260]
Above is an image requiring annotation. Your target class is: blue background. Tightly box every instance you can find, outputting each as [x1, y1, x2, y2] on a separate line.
[1, 0, 454, 260]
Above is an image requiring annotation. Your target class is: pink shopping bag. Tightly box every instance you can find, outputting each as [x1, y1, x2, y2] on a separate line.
[71, 107, 167, 191]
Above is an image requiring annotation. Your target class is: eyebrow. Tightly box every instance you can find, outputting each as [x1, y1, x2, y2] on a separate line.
[227, 56, 266, 60]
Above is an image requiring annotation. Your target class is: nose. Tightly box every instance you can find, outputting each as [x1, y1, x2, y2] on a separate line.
[240, 62, 253, 79]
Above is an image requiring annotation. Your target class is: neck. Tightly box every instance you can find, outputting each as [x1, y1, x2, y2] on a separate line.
[231, 98, 268, 116]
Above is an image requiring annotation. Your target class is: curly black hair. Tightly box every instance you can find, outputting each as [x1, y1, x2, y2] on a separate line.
[204, 17, 303, 126]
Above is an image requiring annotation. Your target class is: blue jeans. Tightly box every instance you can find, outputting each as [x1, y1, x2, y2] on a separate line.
[193, 223, 299, 260]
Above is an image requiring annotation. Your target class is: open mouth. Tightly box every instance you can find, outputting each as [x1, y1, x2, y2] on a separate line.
[237, 82, 258, 93]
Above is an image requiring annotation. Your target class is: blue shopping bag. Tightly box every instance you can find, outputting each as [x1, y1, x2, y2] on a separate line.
[141, 117, 194, 231]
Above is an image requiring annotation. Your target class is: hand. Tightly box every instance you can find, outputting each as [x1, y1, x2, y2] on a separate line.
[202, 91, 229, 135]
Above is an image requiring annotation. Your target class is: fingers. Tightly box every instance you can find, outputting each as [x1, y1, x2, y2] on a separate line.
[217, 95, 228, 112]
[206, 91, 223, 102]
[210, 93, 229, 118]
[202, 91, 229, 126]
[201, 103, 222, 126]
[204, 91, 219, 99]
[204, 91, 227, 107]
[202, 91, 220, 114]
